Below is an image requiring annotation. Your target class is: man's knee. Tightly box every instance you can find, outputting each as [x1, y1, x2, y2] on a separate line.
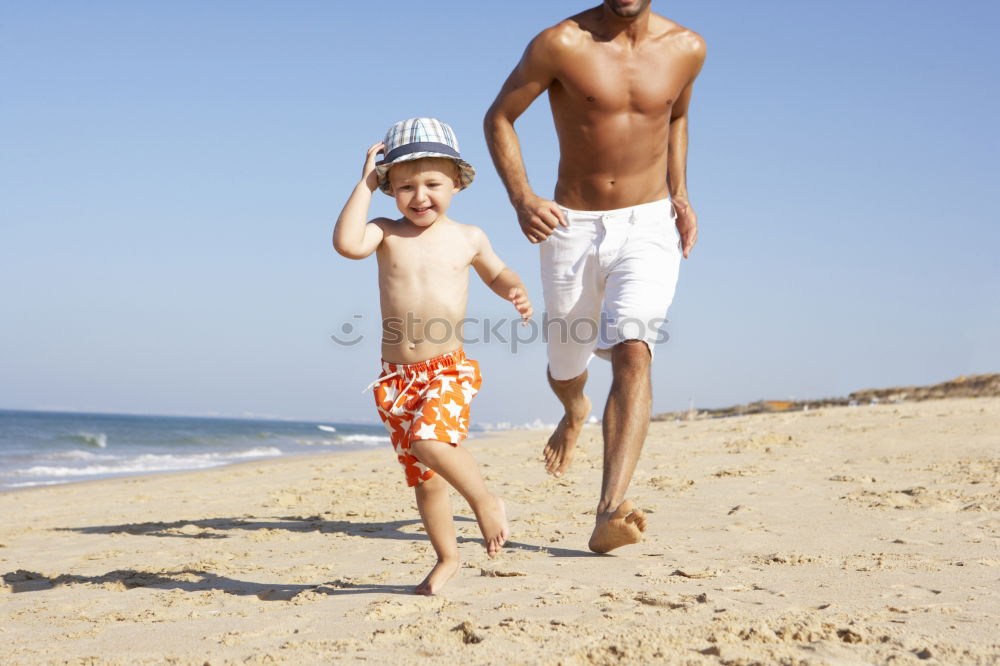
[611, 340, 651, 375]
[547, 365, 587, 388]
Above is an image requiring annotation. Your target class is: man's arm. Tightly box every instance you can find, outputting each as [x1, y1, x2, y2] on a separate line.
[668, 35, 706, 259]
[333, 142, 386, 260]
[484, 31, 567, 244]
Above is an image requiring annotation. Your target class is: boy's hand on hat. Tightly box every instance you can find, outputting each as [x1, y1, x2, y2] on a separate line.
[514, 194, 567, 244]
[508, 287, 534, 324]
[362, 142, 386, 192]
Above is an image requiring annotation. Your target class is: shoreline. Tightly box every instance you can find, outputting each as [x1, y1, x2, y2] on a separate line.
[3, 397, 998, 664]
[0, 430, 510, 497]
[3, 395, 978, 498]
[0, 448, 349, 497]
[0, 408, 393, 493]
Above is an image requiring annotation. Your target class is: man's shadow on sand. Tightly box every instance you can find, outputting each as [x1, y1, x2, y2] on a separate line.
[4, 515, 593, 598]
[55, 514, 593, 558]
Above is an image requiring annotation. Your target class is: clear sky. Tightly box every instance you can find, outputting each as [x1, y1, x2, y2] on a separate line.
[2, 1, 998, 425]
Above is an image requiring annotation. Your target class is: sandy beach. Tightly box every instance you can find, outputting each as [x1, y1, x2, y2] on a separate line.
[2, 397, 998, 665]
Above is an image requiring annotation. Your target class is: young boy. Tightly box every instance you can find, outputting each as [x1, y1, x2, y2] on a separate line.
[333, 118, 533, 595]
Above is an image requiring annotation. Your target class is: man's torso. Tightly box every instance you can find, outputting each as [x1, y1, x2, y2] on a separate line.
[546, 10, 700, 210]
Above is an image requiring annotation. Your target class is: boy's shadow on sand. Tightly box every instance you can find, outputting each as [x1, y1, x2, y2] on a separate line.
[2, 567, 414, 598]
[4, 516, 593, 598]
[56, 514, 593, 558]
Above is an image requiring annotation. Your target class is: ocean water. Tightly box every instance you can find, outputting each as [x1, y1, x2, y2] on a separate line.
[0, 410, 391, 491]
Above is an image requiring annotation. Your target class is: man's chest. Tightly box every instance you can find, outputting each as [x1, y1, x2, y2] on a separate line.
[556, 48, 690, 114]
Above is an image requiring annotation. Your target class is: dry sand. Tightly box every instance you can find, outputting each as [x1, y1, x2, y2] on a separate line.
[2, 397, 998, 665]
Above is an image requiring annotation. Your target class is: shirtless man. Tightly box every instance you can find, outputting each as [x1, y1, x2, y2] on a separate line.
[484, 0, 705, 553]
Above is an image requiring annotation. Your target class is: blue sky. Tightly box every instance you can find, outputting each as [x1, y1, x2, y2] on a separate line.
[2, 1, 998, 424]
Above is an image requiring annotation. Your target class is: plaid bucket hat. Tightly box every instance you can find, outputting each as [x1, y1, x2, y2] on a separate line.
[375, 118, 476, 194]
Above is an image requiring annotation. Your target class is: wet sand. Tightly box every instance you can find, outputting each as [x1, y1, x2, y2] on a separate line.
[2, 397, 998, 664]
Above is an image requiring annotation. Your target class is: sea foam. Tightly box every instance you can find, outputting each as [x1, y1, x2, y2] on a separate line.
[72, 432, 108, 448]
[18, 447, 282, 478]
[335, 434, 389, 446]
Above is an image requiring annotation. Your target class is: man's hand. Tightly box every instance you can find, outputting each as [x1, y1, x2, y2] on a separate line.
[362, 142, 385, 192]
[508, 287, 534, 323]
[515, 194, 567, 244]
[673, 197, 698, 258]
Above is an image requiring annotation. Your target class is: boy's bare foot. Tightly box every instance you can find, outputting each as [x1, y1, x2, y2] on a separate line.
[415, 558, 459, 595]
[543, 395, 591, 477]
[588, 499, 647, 554]
[475, 496, 509, 558]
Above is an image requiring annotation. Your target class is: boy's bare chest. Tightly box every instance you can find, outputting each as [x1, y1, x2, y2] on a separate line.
[379, 234, 473, 281]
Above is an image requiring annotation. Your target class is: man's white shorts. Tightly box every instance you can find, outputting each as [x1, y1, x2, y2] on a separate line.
[539, 198, 682, 381]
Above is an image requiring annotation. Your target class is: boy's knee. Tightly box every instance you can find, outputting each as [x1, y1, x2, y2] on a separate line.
[410, 439, 447, 464]
[416, 471, 446, 493]
[410, 439, 431, 462]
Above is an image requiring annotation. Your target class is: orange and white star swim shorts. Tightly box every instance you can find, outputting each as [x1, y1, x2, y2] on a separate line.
[370, 349, 482, 487]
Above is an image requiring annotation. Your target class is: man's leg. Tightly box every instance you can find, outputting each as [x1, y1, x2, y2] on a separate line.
[543, 368, 592, 477]
[537, 206, 601, 478]
[588, 340, 650, 553]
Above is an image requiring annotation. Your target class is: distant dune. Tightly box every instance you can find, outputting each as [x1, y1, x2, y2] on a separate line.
[653, 373, 1000, 421]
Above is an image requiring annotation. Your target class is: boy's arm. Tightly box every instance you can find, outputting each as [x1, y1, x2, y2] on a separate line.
[333, 142, 387, 260]
[469, 227, 533, 322]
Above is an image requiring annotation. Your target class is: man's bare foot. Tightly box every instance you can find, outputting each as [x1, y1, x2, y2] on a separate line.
[415, 558, 459, 595]
[588, 499, 647, 554]
[543, 396, 591, 477]
[474, 496, 509, 558]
